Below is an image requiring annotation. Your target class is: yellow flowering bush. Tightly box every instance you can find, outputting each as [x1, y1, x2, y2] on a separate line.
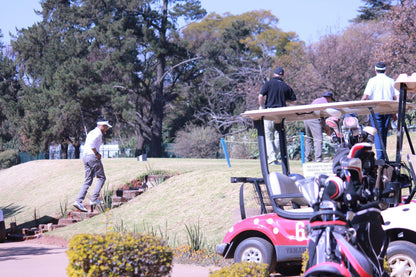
[66, 232, 172, 277]
[209, 262, 269, 277]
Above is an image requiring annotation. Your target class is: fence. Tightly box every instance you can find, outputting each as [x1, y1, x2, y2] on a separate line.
[18, 144, 135, 164]
[18, 152, 48, 164]
[218, 137, 258, 159]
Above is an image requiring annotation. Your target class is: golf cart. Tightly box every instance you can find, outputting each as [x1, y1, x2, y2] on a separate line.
[216, 74, 416, 275]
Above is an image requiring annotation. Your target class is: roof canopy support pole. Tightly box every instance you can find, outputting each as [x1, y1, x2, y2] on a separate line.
[404, 124, 415, 155]
[254, 118, 269, 179]
[396, 83, 408, 164]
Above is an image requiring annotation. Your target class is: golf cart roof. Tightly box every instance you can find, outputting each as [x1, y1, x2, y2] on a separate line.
[241, 100, 416, 123]
[395, 73, 416, 93]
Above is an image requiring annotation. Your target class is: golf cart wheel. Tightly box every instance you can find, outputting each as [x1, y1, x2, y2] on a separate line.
[234, 237, 276, 272]
[387, 240, 416, 277]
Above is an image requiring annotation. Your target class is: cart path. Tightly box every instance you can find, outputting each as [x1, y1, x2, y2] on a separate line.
[0, 240, 219, 277]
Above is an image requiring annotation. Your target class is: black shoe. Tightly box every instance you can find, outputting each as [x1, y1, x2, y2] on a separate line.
[274, 161, 282, 165]
[315, 158, 323, 163]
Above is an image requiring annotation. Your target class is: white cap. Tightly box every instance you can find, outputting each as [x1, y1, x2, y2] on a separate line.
[97, 120, 112, 128]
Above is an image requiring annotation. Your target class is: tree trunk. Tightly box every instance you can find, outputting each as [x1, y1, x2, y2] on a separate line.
[149, 0, 168, 157]
[135, 131, 145, 156]
[150, 72, 164, 157]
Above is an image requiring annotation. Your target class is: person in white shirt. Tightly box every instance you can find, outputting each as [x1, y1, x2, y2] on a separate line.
[362, 61, 399, 160]
[73, 120, 112, 212]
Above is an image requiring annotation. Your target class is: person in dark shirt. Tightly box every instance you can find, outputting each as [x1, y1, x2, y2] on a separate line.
[258, 67, 297, 164]
[61, 137, 70, 159]
[73, 137, 81, 159]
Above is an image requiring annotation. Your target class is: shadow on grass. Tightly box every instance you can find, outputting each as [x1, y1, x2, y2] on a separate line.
[1, 203, 24, 218]
[0, 243, 66, 262]
[16, 215, 59, 229]
[1, 203, 58, 229]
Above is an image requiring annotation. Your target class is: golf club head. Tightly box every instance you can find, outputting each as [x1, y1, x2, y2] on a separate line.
[326, 117, 341, 137]
[343, 116, 359, 130]
[325, 108, 342, 119]
[326, 116, 339, 129]
[363, 126, 377, 136]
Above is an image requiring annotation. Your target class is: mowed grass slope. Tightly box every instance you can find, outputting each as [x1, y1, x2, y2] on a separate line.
[0, 130, 413, 247]
[0, 157, 297, 246]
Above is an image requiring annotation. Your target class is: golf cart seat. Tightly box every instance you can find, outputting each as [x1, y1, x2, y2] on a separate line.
[269, 172, 309, 207]
[406, 154, 416, 198]
[408, 154, 416, 177]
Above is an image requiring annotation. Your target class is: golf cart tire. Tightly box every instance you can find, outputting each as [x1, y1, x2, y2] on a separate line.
[387, 240, 416, 276]
[234, 237, 276, 272]
[0, 221, 6, 243]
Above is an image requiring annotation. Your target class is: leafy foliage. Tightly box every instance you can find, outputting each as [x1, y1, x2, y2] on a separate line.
[3, 1, 416, 157]
[11, 0, 206, 156]
[178, 10, 303, 136]
[66, 232, 172, 277]
[172, 125, 220, 158]
[352, 0, 393, 23]
[209, 262, 269, 277]
[185, 220, 205, 252]
[305, 22, 384, 103]
[377, 0, 416, 80]
[0, 150, 19, 169]
[0, 34, 21, 151]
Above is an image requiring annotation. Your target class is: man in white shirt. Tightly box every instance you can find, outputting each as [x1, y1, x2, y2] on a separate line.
[362, 62, 399, 160]
[73, 120, 112, 212]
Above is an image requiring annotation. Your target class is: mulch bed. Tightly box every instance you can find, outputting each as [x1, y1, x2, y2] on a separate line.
[23, 235, 69, 248]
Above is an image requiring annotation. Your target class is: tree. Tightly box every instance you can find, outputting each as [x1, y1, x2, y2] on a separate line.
[172, 124, 220, 158]
[12, 0, 206, 156]
[305, 22, 384, 102]
[0, 30, 22, 151]
[352, 0, 394, 23]
[78, 0, 206, 157]
[141, 0, 206, 157]
[376, 0, 416, 78]
[11, 0, 105, 153]
[177, 10, 304, 135]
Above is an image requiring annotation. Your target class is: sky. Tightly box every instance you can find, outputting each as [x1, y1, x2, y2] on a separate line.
[0, 0, 363, 46]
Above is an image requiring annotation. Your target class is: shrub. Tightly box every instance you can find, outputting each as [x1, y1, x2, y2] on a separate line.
[66, 232, 172, 277]
[0, 149, 19, 169]
[209, 262, 269, 277]
[172, 125, 220, 158]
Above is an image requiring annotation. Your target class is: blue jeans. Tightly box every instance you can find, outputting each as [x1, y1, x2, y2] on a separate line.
[370, 113, 391, 160]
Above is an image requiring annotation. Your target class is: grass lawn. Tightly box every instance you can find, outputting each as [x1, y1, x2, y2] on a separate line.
[0, 129, 414, 249]
[0, 157, 302, 247]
